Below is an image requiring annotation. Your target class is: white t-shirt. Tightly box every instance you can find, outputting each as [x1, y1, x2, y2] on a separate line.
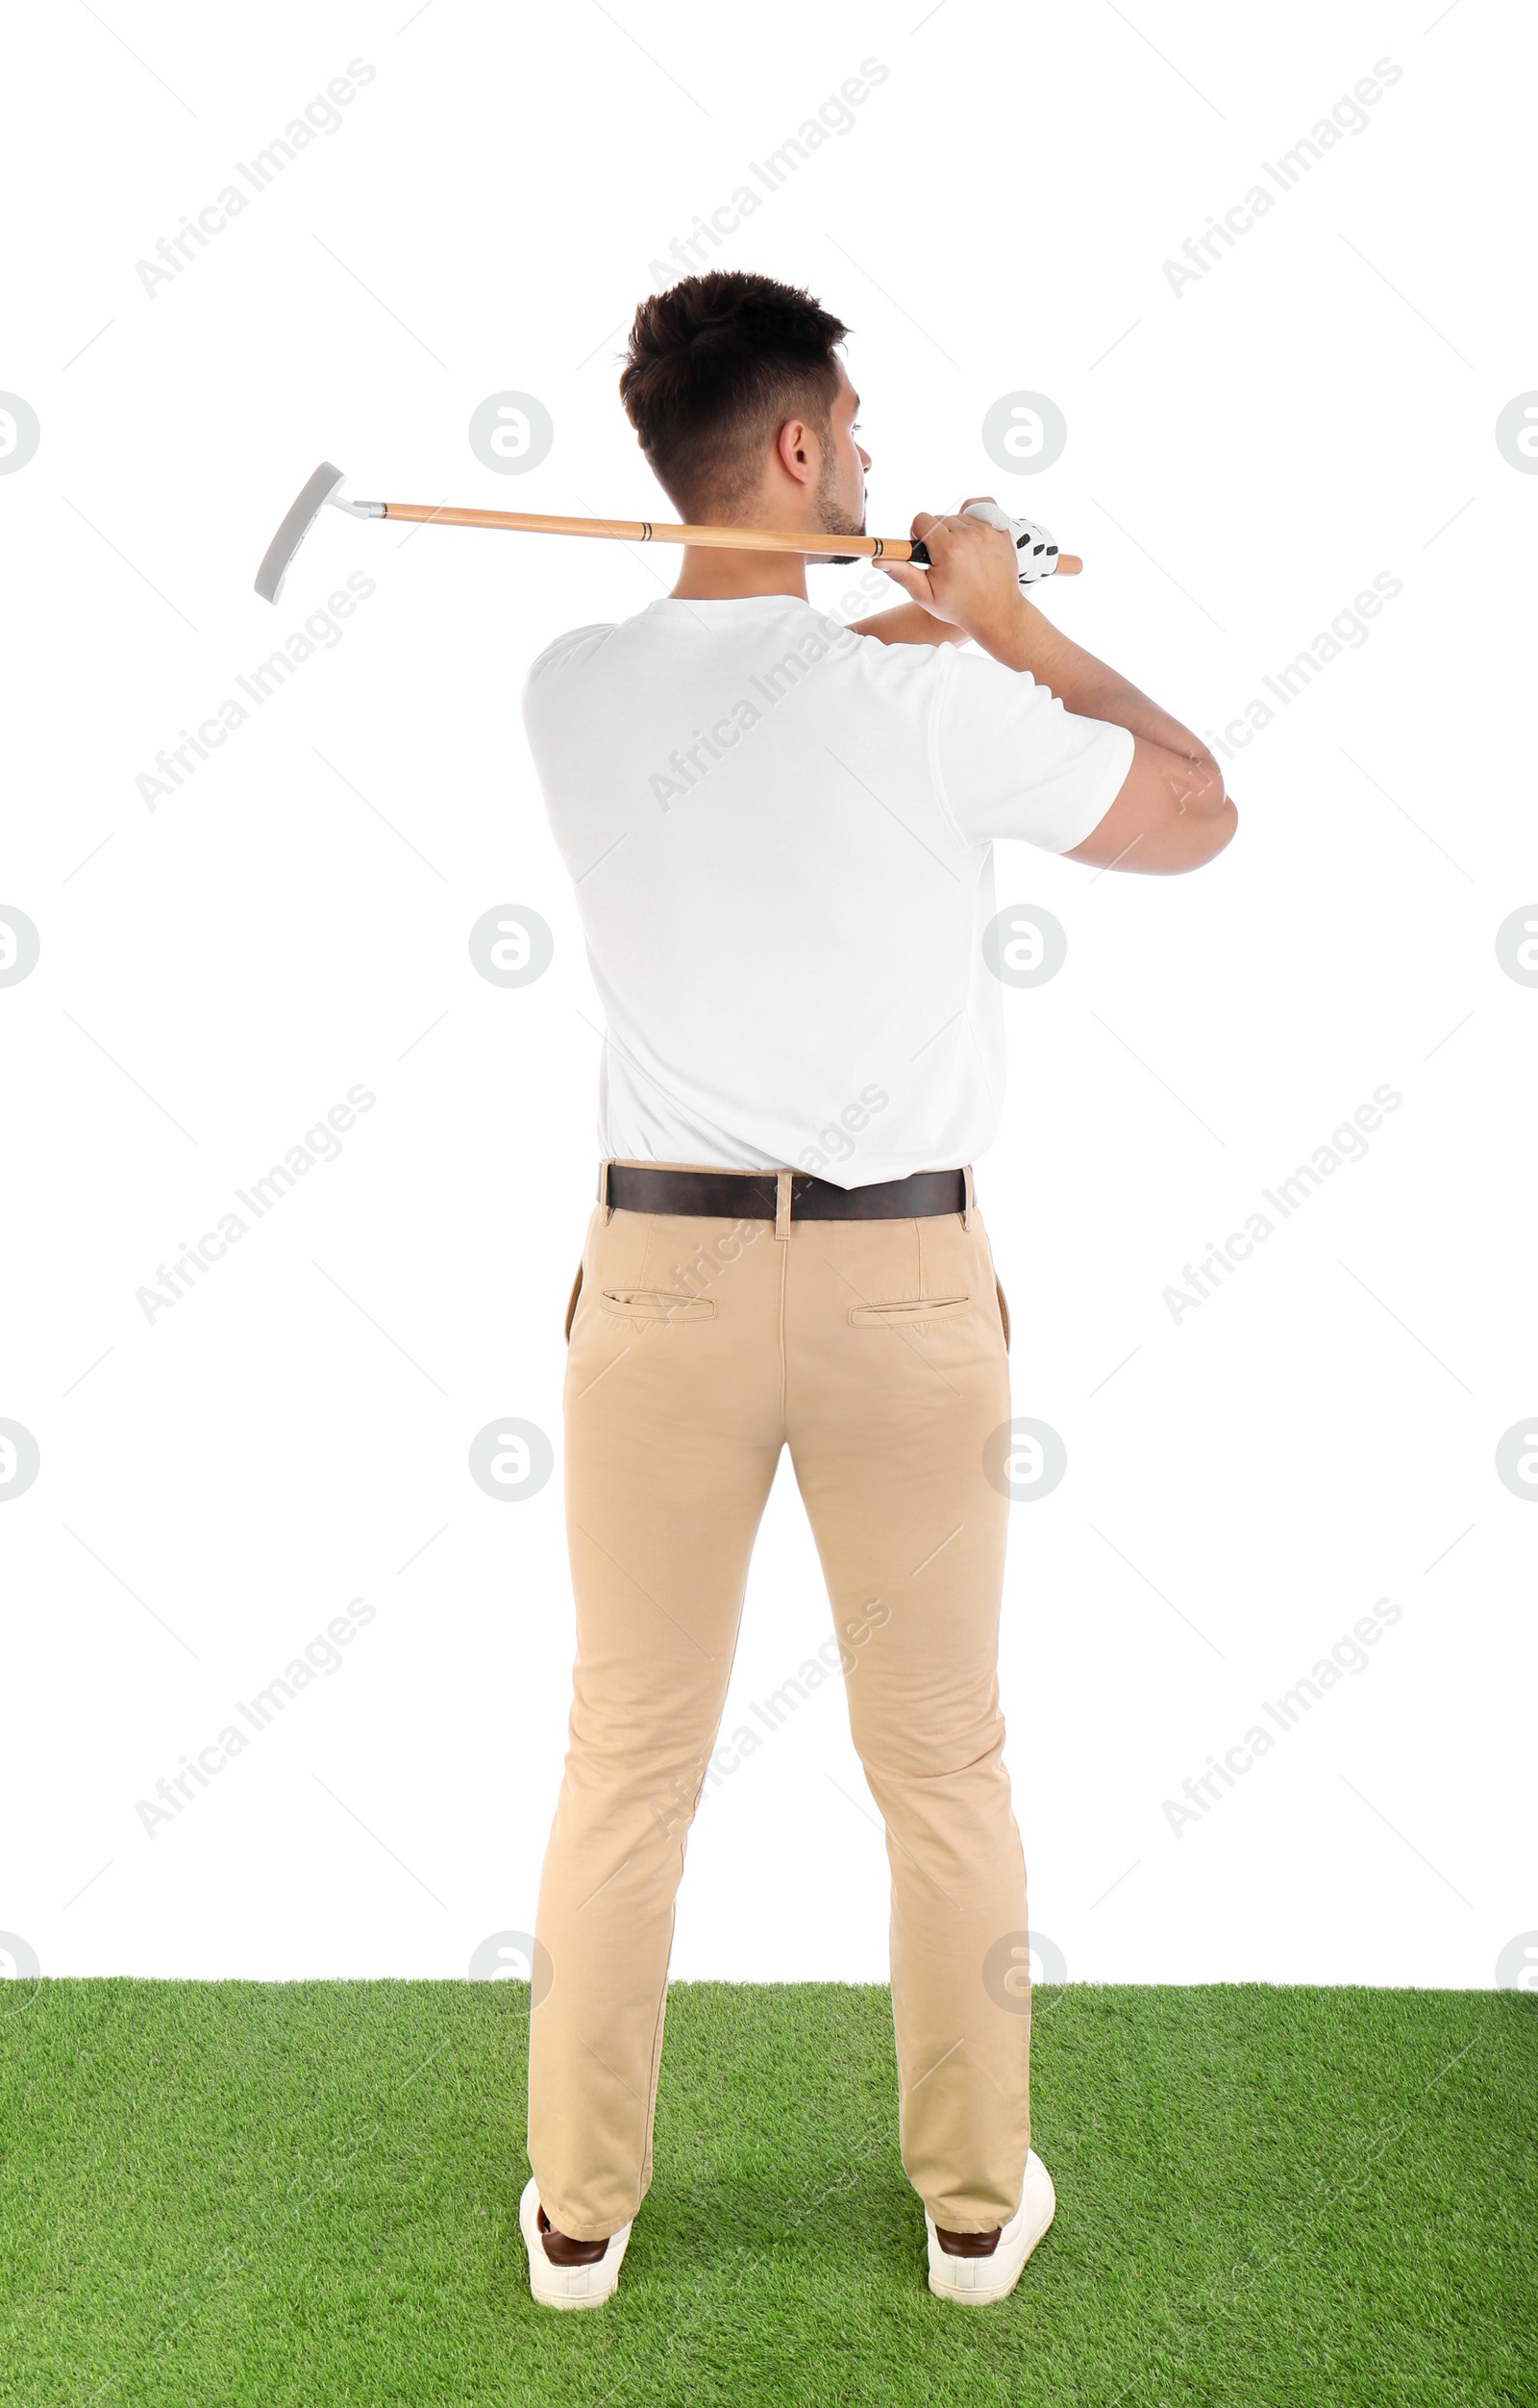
[521, 594, 1132, 1187]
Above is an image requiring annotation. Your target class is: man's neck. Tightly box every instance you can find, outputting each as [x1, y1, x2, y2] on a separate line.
[668, 528, 813, 604]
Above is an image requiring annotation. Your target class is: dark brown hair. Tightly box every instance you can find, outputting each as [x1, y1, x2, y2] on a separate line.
[620, 272, 850, 520]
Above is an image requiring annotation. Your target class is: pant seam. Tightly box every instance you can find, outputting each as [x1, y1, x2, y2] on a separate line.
[636, 1211, 657, 1289]
[632, 1525, 764, 2219]
[777, 1226, 788, 1424]
[633, 1896, 674, 2210]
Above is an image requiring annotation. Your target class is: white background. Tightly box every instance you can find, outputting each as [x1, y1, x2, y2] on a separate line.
[3, 0, 1533, 1991]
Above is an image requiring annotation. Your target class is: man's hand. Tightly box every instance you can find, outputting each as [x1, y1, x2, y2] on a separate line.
[877, 501, 1024, 649]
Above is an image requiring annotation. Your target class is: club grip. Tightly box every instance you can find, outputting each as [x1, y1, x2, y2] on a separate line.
[904, 533, 1080, 577]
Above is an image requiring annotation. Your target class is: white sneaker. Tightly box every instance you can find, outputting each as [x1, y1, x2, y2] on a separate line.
[519, 2176, 633, 2310]
[925, 2149, 1056, 2306]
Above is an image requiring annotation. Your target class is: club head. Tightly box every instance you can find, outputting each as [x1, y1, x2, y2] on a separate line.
[254, 461, 348, 605]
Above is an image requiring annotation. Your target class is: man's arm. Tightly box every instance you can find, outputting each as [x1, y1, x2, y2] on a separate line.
[877, 508, 1237, 876]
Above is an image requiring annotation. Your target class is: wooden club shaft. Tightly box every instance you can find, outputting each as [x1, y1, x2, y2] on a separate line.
[377, 501, 1082, 576]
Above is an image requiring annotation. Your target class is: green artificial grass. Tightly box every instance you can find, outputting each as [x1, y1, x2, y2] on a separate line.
[0, 1979, 1532, 2406]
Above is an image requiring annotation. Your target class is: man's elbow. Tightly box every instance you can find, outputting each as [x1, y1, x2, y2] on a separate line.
[1062, 750, 1239, 876]
[1157, 745, 1235, 873]
[1178, 791, 1238, 873]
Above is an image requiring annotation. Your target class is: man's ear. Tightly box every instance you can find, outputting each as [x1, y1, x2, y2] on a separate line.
[775, 415, 817, 488]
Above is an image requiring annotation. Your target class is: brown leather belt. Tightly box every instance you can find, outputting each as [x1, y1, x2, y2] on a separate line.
[601, 1163, 968, 1222]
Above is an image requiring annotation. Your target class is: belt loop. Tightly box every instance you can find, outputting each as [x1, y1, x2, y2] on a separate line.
[961, 1163, 976, 1232]
[774, 1168, 793, 1242]
[599, 1157, 614, 1225]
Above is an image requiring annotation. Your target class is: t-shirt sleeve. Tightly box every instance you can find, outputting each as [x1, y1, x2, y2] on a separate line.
[931, 643, 1135, 853]
[520, 622, 616, 732]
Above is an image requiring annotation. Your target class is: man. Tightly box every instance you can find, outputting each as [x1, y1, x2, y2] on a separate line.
[517, 271, 1234, 2310]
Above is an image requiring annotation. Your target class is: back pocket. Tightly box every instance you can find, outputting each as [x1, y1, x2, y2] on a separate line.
[849, 1294, 969, 1327]
[600, 1287, 716, 1324]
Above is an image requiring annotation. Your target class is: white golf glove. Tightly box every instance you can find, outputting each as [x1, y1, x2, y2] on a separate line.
[960, 497, 1062, 585]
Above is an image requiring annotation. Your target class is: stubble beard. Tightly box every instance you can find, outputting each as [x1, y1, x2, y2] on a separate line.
[814, 450, 866, 567]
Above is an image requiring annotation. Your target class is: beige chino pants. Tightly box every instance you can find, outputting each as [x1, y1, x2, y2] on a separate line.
[528, 1164, 1031, 2240]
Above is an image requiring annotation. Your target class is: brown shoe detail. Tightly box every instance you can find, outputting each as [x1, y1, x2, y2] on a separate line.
[934, 2222, 1002, 2258]
[537, 2204, 608, 2267]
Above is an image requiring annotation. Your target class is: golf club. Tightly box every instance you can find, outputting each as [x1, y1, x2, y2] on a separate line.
[254, 462, 1083, 605]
